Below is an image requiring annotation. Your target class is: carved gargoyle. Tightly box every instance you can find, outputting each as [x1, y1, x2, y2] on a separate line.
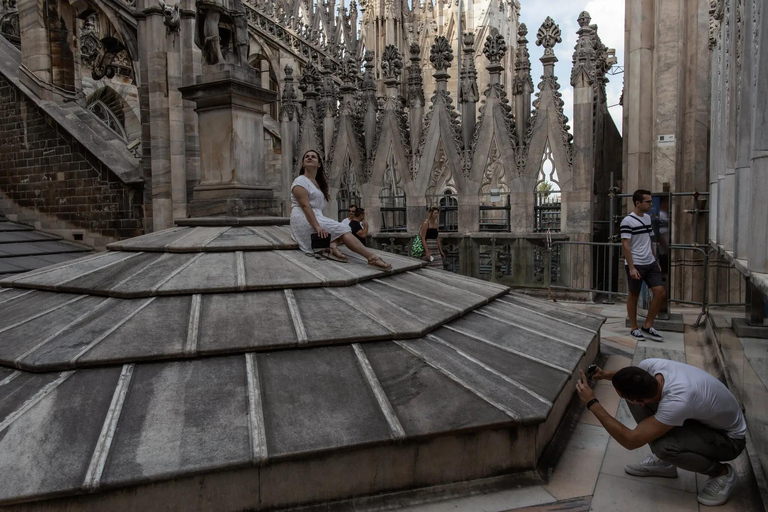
[159, 0, 180, 34]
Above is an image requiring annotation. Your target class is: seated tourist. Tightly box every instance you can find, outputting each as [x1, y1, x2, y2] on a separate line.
[349, 208, 368, 246]
[290, 150, 391, 269]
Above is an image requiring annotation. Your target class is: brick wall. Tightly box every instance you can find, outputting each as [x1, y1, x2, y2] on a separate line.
[0, 75, 144, 242]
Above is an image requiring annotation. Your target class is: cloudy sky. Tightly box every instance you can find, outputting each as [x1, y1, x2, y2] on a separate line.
[518, 0, 625, 132]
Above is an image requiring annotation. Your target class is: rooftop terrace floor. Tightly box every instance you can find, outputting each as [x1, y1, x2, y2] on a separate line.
[311, 303, 766, 512]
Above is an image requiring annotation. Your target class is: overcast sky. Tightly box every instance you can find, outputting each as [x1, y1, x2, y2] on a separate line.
[518, 0, 625, 132]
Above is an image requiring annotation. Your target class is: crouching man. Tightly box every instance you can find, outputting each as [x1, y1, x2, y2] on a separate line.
[576, 359, 747, 506]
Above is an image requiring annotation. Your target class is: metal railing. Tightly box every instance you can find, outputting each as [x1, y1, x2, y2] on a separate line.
[534, 192, 561, 232]
[541, 239, 742, 327]
[426, 194, 459, 232]
[379, 195, 407, 233]
[479, 193, 511, 232]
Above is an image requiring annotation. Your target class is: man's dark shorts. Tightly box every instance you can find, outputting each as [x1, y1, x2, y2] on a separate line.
[625, 262, 662, 294]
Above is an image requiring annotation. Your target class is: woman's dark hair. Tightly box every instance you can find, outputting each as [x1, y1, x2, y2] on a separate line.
[612, 366, 659, 401]
[299, 150, 330, 201]
[428, 206, 440, 214]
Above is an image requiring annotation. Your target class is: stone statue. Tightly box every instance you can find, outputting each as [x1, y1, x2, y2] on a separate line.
[194, 0, 249, 66]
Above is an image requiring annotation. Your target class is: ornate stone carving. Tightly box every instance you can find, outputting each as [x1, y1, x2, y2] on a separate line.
[429, 36, 453, 72]
[280, 65, 299, 122]
[571, 11, 597, 87]
[361, 51, 377, 93]
[407, 43, 425, 106]
[194, 0, 249, 66]
[459, 33, 478, 104]
[381, 45, 403, 81]
[513, 24, 533, 95]
[159, 0, 181, 34]
[0, 0, 18, 46]
[298, 63, 321, 96]
[482, 27, 507, 65]
[536, 16, 562, 57]
[339, 55, 359, 88]
[709, 0, 725, 48]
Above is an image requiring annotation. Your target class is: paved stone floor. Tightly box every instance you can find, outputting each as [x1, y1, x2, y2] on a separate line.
[364, 303, 766, 512]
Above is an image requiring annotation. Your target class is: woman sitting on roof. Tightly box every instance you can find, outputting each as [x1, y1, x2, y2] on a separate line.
[290, 150, 391, 270]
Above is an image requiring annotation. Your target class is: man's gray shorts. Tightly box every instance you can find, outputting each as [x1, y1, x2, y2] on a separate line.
[628, 402, 745, 477]
[625, 262, 663, 295]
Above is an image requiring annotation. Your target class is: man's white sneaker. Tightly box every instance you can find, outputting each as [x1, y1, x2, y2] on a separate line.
[630, 328, 645, 341]
[641, 326, 664, 342]
[624, 454, 678, 478]
[698, 465, 737, 506]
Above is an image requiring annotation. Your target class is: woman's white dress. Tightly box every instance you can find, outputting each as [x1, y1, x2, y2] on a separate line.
[290, 175, 351, 253]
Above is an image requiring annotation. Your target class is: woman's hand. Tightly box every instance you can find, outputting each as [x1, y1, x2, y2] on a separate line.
[315, 228, 329, 238]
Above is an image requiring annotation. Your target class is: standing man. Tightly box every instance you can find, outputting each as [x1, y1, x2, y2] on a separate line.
[576, 360, 746, 506]
[621, 189, 666, 341]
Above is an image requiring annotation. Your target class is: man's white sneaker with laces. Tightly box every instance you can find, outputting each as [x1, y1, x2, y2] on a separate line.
[697, 464, 737, 506]
[624, 454, 678, 478]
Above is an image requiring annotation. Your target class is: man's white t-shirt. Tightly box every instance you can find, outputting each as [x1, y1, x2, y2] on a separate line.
[620, 212, 655, 266]
[639, 359, 747, 439]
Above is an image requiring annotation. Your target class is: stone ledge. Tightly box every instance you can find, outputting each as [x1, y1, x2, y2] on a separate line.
[713, 243, 768, 299]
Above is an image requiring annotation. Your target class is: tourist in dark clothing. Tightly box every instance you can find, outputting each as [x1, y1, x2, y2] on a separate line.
[349, 208, 368, 246]
[420, 206, 445, 268]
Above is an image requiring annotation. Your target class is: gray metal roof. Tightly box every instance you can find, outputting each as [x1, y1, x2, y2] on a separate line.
[0, 218, 604, 511]
[0, 218, 92, 279]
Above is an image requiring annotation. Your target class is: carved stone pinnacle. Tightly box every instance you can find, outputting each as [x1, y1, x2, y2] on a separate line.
[483, 27, 507, 64]
[536, 16, 562, 50]
[429, 36, 453, 72]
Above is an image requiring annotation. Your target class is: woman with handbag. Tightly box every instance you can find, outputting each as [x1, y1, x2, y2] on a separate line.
[420, 206, 445, 268]
[290, 150, 391, 269]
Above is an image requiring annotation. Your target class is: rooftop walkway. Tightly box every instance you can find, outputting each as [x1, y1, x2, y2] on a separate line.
[307, 303, 766, 512]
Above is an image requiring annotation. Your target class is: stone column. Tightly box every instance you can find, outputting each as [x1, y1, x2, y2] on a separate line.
[623, 0, 655, 194]
[180, 65, 279, 217]
[407, 43, 425, 156]
[319, 58, 336, 160]
[362, 51, 378, 161]
[458, 32, 478, 152]
[18, 0, 78, 101]
[749, 6, 768, 273]
[568, 12, 597, 293]
[513, 24, 532, 147]
[280, 65, 300, 216]
[734, 0, 754, 259]
[180, 0, 201, 212]
[137, 0, 186, 231]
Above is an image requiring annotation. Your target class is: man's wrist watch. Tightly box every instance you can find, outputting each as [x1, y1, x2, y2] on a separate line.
[586, 398, 599, 410]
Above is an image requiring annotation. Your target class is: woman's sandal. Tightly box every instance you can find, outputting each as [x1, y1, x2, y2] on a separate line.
[324, 248, 348, 263]
[367, 256, 392, 270]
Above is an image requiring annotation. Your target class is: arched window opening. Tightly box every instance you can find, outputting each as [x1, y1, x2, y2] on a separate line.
[379, 149, 407, 232]
[336, 155, 361, 221]
[533, 141, 562, 232]
[425, 153, 458, 232]
[88, 99, 127, 141]
[478, 144, 511, 232]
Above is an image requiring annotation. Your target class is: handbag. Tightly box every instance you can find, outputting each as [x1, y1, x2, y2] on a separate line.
[410, 235, 425, 258]
[311, 233, 331, 250]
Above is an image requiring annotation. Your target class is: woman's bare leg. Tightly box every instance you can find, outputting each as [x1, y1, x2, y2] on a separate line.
[338, 233, 377, 260]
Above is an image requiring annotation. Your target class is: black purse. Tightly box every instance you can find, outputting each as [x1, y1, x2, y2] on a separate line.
[311, 233, 331, 250]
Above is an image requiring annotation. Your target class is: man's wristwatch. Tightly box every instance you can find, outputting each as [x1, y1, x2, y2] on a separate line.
[586, 398, 599, 410]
